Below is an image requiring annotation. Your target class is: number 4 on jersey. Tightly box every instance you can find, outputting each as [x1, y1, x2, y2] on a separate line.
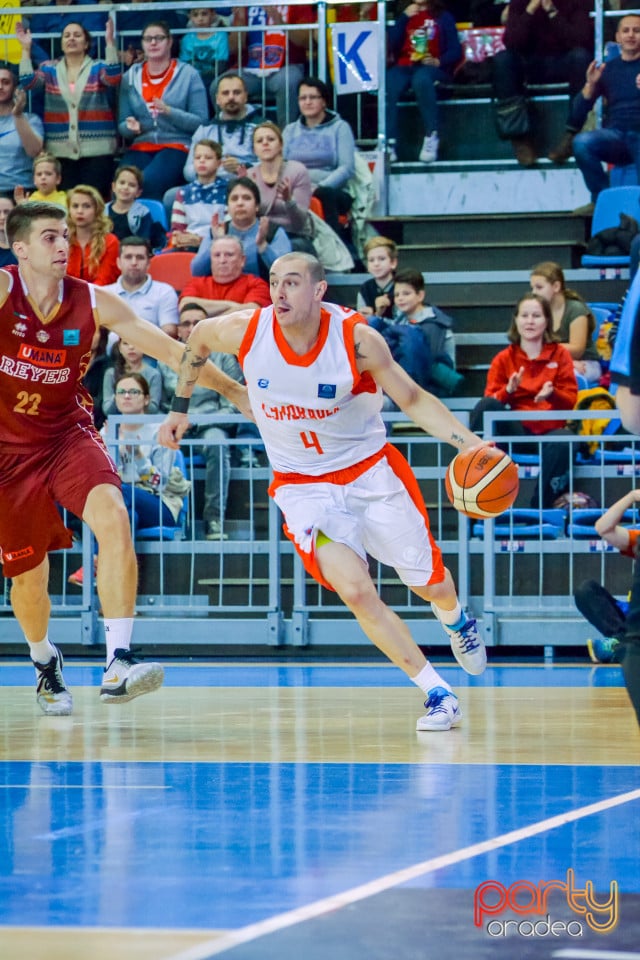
[300, 430, 324, 455]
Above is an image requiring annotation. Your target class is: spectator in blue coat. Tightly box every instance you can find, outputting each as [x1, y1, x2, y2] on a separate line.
[571, 14, 640, 205]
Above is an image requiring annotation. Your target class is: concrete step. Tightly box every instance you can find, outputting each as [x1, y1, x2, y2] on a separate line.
[326, 270, 628, 318]
[397, 240, 580, 273]
[373, 212, 589, 246]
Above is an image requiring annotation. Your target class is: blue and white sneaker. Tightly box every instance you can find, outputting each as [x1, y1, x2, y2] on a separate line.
[431, 605, 487, 676]
[417, 686, 462, 732]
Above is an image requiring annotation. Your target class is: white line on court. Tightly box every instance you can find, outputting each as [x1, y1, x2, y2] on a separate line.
[165, 787, 640, 960]
[553, 951, 640, 959]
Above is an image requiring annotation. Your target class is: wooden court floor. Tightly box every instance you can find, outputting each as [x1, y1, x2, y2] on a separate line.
[0, 660, 639, 960]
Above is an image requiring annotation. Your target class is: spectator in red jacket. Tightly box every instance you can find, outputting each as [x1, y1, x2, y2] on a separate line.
[179, 235, 270, 313]
[66, 184, 120, 285]
[470, 292, 578, 507]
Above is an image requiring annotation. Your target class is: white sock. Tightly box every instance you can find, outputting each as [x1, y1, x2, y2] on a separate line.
[432, 601, 464, 629]
[104, 618, 134, 664]
[411, 663, 453, 696]
[28, 635, 57, 665]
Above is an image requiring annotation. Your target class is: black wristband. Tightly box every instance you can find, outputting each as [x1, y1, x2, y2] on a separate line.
[171, 396, 190, 414]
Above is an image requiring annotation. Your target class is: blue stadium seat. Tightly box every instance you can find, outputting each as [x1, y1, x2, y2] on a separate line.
[581, 186, 640, 271]
[566, 507, 606, 538]
[566, 508, 640, 539]
[139, 197, 169, 231]
[473, 508, 566, 539]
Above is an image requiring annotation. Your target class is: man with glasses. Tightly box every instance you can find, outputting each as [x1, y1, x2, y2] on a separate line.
[104, 237, 179, 339]
[159, 302, 244, 540]
[118, 21, 208, 201]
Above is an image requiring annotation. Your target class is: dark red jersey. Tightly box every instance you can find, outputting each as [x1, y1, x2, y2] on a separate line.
[0, 266, 98, 447]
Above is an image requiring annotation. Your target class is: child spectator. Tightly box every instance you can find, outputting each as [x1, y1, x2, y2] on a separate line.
[0, 193, 17, 267]
[66, 184, 119, 285]
[15, 152, 67, 208]
[357, 236, 398, 320]
[107, 165, 167, 251]
[170, 138, 228, 252]
[179, 7, 230, 97]
[370, 268, 463, 398]
[108, 372, 190, 532]
[529, 261, 602, 386]
[386, 0, 463, 164]
[102, 338, 163, 416]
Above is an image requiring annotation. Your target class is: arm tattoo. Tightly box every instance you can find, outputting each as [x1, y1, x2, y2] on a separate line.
[354, 339, 367, 360]
[451, 431, 466, 447]
[175, 343, 207, 397]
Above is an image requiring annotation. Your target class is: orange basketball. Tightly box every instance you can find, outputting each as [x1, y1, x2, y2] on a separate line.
[445, 446, 519, 519]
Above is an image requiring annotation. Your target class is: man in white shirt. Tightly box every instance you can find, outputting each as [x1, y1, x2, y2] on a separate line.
[104, 238, 179, 339]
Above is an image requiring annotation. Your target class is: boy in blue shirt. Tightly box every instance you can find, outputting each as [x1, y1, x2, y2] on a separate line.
[170, 138, 228, 252]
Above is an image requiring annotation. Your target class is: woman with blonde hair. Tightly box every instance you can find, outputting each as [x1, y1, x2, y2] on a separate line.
[530, 260, 602, 385]
[66, 184, 120, 285]
[248, 120, 316, 254]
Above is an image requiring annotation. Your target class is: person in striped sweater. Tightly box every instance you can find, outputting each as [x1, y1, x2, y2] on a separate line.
[16, 17, 121, 199]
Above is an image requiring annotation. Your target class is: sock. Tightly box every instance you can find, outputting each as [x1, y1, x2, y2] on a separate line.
[411, 663, 453, 696]
[28, 635, 57, 665]
[104, 618, 135, 664]
[432, 601, 464, 629]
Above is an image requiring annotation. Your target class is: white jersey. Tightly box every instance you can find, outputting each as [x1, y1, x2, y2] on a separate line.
[239, 302, 386, 475]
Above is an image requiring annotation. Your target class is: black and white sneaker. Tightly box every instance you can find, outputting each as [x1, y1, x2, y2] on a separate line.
[33, 645, 73, 716]
[100, 648, 164, 704]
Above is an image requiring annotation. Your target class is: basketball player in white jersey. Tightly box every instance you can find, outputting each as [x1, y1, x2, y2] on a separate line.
[159, 253, 489, 731]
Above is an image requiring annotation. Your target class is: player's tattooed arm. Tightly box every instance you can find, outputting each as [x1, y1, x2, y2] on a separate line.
[354, 339, 367, 361]
[451, 430, 467, 448]
[170, 343, 208, 413]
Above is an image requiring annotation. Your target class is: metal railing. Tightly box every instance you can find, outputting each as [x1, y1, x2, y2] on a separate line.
[1, 409, 637, 651]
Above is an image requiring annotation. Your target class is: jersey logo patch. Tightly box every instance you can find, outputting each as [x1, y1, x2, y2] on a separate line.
[63, 330, 80, 346]
[17, 343, 67, 368]
[257, 378, 269, 389]
[11, 322, 27, 337]
[4, 545, 34, 563]
[318, 383, 336, 399]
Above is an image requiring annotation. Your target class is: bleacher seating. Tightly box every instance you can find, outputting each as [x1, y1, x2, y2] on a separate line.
[581, 186, 640, 272]
[472, 508, 566, 540]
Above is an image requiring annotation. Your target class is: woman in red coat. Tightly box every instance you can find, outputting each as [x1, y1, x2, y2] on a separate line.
[471, 292, 578, 508]
[66, 184, 120, 285]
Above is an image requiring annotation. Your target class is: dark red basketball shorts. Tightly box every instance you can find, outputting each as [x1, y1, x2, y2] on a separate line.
[0, 423, 120, 577]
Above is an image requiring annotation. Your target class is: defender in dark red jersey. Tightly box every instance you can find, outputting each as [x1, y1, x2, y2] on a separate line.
[0, 202, 248, 715]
